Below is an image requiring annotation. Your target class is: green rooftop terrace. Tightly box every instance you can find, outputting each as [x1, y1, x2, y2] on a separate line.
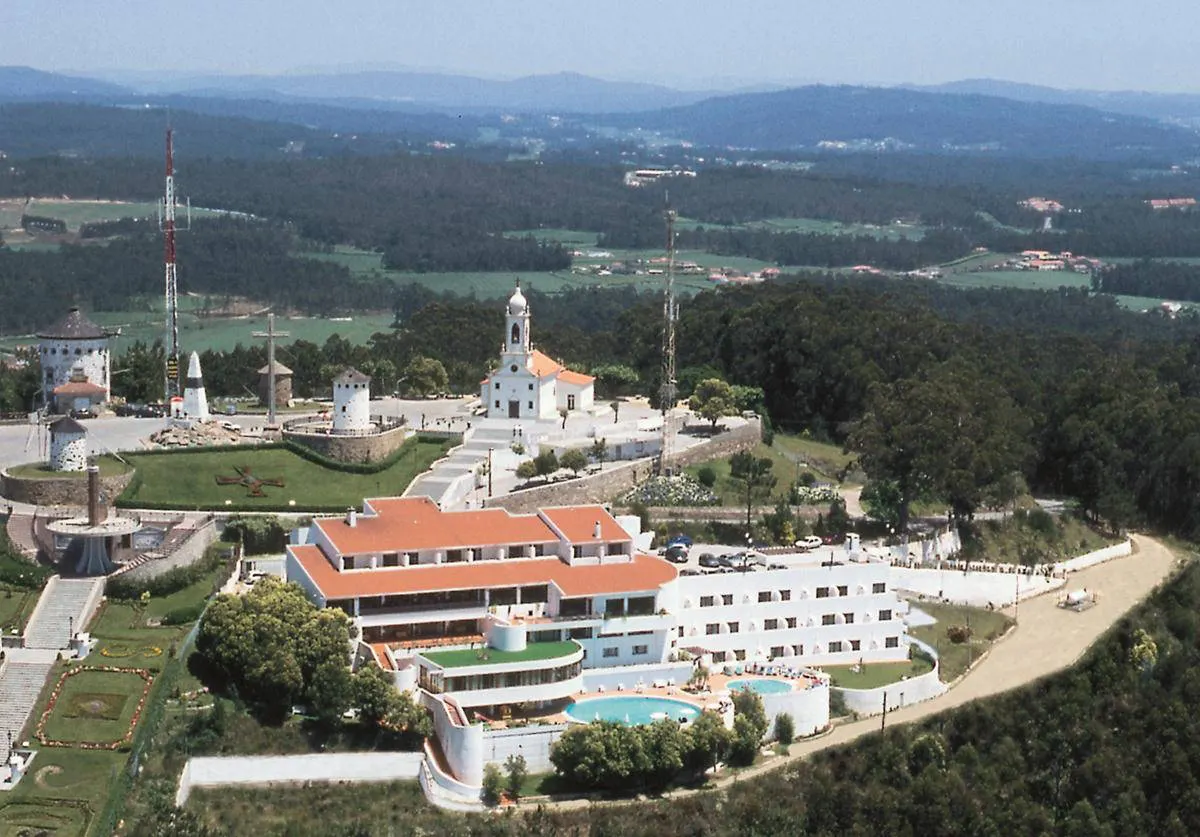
[422, 640, 581, 669]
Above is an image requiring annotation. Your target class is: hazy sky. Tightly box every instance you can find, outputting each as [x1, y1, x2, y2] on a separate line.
[4, 0, 1197, 92]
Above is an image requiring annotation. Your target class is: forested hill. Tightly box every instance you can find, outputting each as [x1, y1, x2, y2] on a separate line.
[603, 85, 1200, 159]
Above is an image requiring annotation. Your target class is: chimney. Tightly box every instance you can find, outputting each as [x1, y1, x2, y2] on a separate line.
[593, 520, 602, 539]
[87, 465, 101, 527]
[347, 507, 357, 528]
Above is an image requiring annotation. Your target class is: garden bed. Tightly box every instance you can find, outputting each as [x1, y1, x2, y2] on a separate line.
[37, 666, 154, 750]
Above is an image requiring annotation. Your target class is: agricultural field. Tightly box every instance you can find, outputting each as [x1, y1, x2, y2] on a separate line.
[118, 437, 451, 511]
[675, 216, 928, 240]
[0, 198, 228, 233]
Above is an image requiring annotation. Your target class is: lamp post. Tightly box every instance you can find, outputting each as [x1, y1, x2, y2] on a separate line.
[487, 448, 494, 498]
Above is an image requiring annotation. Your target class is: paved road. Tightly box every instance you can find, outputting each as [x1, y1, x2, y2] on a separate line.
[0, 416, 162, 471]
[538, 534, 1181, 807]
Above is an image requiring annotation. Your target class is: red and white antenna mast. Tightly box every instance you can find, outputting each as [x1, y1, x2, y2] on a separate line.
[159, 128, 190, 401]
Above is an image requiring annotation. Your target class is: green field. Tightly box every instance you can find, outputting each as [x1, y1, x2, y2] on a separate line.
[908, 602, 1014, 682]
[675, 216, 928, 241]
[9, 199, 228, 232]
[0, 587, 37, 633]
[119, 438, 450, 511]
[824, 656, 934, 690]
[41, 669, 151, 746]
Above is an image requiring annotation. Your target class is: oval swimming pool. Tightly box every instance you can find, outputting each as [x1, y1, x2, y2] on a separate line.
[566, 696, 702, 726]
[726, 678, 793, 695]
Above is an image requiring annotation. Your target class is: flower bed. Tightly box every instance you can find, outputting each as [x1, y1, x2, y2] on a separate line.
[36, 665, 155, 751]
[99, 645, 163, 658]
[621, 475, 719, 507]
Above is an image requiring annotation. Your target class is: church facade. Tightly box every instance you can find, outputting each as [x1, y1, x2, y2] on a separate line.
[480, 284, 594, 420]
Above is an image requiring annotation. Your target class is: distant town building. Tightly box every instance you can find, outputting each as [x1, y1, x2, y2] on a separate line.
[1147, 197, 1197, 210]
[1020, 197, 1065, 213]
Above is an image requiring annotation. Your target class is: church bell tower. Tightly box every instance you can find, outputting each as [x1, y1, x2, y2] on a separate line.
[503, 281, 531, 367]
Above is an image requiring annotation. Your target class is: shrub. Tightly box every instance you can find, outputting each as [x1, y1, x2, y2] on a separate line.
[515, 460, 538, 480]
[774, 712, 795, 746]
[696, 465, 717, 488]
[728, 715, 761, 766]
[620, 475, 719, 507]
[161, 604, 206, 626]
[947, 624, 973, 644]
[482, 763, 505, 806]
[504, 754, 528, 800]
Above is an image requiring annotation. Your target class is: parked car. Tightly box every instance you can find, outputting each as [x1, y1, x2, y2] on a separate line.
[796, 535, 823, 551]
[698, 553, 722, 569]
[219, 420, 241, 433]
[664, 545, 689, 563]
[667, 534, 694, 548]
[679, 568, 700, 577]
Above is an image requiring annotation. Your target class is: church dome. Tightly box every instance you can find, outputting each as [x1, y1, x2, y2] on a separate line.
[507, 283, 528, 316]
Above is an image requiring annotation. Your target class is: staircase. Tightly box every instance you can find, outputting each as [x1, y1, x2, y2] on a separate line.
[0, 656, 55, 764]
[23, 577, 103, 650]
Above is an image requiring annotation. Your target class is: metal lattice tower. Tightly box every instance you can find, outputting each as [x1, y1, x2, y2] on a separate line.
[159, 128, 190, 402]
[659, 202, 678, 474]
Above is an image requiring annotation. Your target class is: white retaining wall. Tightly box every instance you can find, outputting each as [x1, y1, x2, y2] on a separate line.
[422, 692, 485, 787]
[891, 566, 1064, 608]
[1053, 539, 1132, 573]
[175, 752, 423, 806]
[482, 723, 569, 774]
[580, 661, 695, 693]
[762, 681, 831, 738]
[834, 662, 946, 718]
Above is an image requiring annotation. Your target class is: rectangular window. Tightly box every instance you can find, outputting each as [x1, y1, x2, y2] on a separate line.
[706, 623, 720, 635]
[632, 645, 648, 656]
[828, 641, 843, 653]
[734, 649, 746, 661]
[528, 401, 533, 409]
[568, 627, 593, 640]
[837, 585, 848, 597]
[821, 614, 836, 626]
[602, 647, 619, 658]
[727, 622, 740, 634]
[872, 582, 887, 594]
[771, 645, 786, 658]
[764, 618, 779, 631]
[568, 394, 576, 410]
[850, 640, 861, 651]
[713, 651, 727, 663]
[721, 594, 734, 606]
[886, 636, 900, 648]
[528, 383, 533, 390]
[786, 617, 797, 629]
[494, 382, 500, 390]
[779, 589, 792, 602]
[843, 613, 855, 624]
[494, 400, 500, 408]
[879, 609, 893, 622]
[816, 587, 830, 598]
[757, 591, 772, 603]
[700, 595, 714, 607]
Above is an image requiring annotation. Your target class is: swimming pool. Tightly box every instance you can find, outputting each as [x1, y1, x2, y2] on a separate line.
[565, 696, 702, 726]
[726, 678, 793, 695]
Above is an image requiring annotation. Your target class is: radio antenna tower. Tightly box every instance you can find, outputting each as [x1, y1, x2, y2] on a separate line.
[659, 196, 678, 474]
[158, 128, 191, 401]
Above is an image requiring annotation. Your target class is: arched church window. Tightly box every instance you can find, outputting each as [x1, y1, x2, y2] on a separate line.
[511, 324, 520, 344]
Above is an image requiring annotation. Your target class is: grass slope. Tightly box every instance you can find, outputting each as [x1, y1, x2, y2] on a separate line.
[908, 602, 1014, 682]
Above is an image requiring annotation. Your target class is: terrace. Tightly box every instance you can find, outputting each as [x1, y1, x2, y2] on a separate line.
[421, 640, 580, 669]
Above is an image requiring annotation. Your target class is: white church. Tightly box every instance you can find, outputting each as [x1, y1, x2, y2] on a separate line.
[480, 283, 594, 420]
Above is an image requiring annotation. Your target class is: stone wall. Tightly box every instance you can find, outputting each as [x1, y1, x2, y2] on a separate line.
[0, 468, 133, 507]
[484, 418, 761, 513]
[118, 518, 219, 583]
[283, 423, 410, 464]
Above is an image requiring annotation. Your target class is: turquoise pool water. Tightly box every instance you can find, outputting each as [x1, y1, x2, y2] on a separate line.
[566, 696, 701, 726]
[727, 678, 793, 695]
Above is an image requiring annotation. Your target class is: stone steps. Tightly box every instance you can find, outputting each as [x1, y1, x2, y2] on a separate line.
[24, 577, 103, 650]
[0, 658, 55, 764]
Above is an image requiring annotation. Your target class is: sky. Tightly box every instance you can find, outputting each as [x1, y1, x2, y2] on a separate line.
[3, 0, 1198, 92]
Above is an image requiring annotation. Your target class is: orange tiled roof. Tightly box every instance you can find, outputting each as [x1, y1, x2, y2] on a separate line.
[53, 380, 106, 396]
[557, 369, 594, 386]
[290, 544, 676, 599]
[540, 505, 628, 543]
[529, 349, 563, 377]
[316, 496, 558, 555]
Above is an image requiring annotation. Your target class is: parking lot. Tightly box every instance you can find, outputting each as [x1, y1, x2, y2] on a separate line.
[658, 541, 844, 576]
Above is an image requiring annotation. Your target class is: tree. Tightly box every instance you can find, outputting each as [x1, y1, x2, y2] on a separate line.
[352, 664, 398, 728]
[732, 687, 768, 741]
[640, 719, 685, 789]
[696, 465, 717, 488]
[592, 363, 640, 398]
[774, 712, 795, 747]
[403, 355, 449, 398]
[689, 378, 737, 430]
[515, 460, 538, 480]
[684, 710, 733, 778]
[729, 714, 761, 766]
[560, 448, 588, 474]
[504, 753, 528, 800]
[589, 438, 609, 466]
[196, 578, 354, 722]
[533, 449, 559, 476]
[730, 451, 777, 530]
[482, 763, 505, 806]
[861, 479, 904, 529]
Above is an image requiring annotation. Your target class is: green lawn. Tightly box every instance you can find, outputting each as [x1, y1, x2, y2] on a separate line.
[0, 798, 96, 837]
[423, 640, 579, 669]
[823, 656, 934, 690]
[17, 198, 227, 232]
[0, 586, 37, 633]
[7, 455, 132, 479]
[119, 437, 450, 511]
[41, 668, 151, 746]
[909, 602, 1014, 682]
[684, 435, 847, 507]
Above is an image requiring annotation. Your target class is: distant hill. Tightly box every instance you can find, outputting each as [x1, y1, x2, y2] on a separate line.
[80, 68, 710, 114]
[914, 78, 1200, 126]
[599, 85, 1200, 159]
[0, 66, 131, 100]
[0, 102, 408, 159]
